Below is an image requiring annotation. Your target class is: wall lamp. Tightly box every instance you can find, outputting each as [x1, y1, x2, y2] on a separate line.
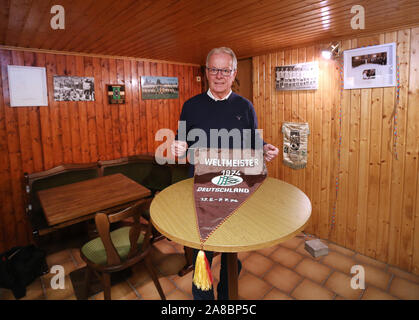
[321, 42, 342, 59]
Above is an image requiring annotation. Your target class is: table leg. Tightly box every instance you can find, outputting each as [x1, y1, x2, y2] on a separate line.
[227, 252, 238, 300]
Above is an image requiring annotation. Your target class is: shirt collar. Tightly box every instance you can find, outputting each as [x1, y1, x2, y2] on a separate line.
[207, 89, 232, 101]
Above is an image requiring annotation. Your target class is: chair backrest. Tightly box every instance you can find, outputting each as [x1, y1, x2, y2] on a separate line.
[24, 163, 100, 233]
[94, 198, 153, 266]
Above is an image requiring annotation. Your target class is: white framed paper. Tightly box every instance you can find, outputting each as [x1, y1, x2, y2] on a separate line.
[7, 65, 48, 107]
[343, 43, 396, 89]
[275, 61, 318, 91]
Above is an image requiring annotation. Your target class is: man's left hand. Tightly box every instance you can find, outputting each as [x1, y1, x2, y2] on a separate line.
[263, 144, 279, 162]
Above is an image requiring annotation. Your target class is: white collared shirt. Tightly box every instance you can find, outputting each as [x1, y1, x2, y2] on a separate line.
[207, 89, 232, 101]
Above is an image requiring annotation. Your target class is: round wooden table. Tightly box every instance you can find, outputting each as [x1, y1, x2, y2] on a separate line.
[150, 177, 312, 299]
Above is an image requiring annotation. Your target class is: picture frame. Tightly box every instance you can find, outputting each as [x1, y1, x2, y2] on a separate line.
[53, 76, 95, 101]
[275, 61, 318, 91]
[343, 42, 396, 89]
[141, 76, 179, 100]
[8, 65, 48, 107]
[107, 84, 125, 104]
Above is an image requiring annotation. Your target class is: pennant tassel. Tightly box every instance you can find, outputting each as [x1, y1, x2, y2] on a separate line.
[193, 250, 213, 291]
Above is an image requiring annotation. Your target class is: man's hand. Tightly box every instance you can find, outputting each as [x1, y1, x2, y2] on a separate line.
[171, 140, 188, 157]
[263, 143, 279, 162]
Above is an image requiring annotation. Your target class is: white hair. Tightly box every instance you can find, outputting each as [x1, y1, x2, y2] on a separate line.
[206, 47, 238, 70]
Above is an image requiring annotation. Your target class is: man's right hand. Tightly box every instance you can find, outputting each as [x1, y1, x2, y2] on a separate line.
[171, 140, 188, 157]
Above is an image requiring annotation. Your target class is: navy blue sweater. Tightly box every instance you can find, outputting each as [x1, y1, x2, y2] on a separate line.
[176, 92, 263, 150]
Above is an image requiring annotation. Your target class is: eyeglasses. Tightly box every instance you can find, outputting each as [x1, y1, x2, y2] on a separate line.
[206, 67, 234, 76]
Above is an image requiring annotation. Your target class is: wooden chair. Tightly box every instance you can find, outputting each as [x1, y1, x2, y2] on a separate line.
[79, 198, 165, 300]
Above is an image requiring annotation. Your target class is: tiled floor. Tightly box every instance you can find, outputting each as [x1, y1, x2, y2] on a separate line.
[1, 233, 419, 300]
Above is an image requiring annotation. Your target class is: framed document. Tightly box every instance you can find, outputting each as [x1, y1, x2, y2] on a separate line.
[8, 65, 48, 107]
[343, 43, 396, 89]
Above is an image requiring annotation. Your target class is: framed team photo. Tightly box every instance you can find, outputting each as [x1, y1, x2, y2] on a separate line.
[343, 42, 396, 89]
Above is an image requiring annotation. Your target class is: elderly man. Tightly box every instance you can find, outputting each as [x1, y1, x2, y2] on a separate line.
[171, 47, 278, 300]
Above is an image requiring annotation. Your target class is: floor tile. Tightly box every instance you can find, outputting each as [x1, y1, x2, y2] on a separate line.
[166, 289, 192, 300]
[263, 264, 302, 294]
[388, 277, 419, 300]
[136, 277, 175, 300]
[294, 258, 332, 284]
[238, 251, 251, 261]
[362, 264, 392, 290]
[280, 236, 305, 250]
[262, 288, 293, 300]
[20, 278, 45, 300]
[238, 273, 271, 299]
[242, 252, 274, 277]
[44, 275, 76, 300]
[291, 278, 334, 300]
[270, 246, 304, 269]
[46, 249, 73, 266]
[321, 251, 358, 274]
[171, 272, 193, 293]
[324, 271, 364, 299]
[361, 286, 398, 300]
[93, 281, 137, 300]
[256, 245, 278, 257]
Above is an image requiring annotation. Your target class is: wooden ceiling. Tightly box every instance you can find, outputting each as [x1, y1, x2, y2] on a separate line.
[1, 0, 419, 65]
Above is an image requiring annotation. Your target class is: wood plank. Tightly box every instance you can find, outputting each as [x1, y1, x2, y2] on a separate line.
[388, 29, 410, 266]
[0, 49, 15, 251]
[138, 61, 148, 154]
[11, 50, 33, 174]
[23, 51, 44, 173]
[130, 60, 141, 154]
[37, 52, 54, 170]
[336, 40, 351, 246]
[55, 54, 73, 163]
[75, 55, 90, 163]
[376, 31, 397, 263]
[65, 55, 82, 163]
[45, 53, 64, 166]
[124, 59, 135, 156]
[92, 56, 106, 160]
[0, 49, 19, 247]
[108, 58, 121, 159]
[399, 26, 419, 271]
[116, 59, 128, 157]
[355, 86, 372, 255]
[100, 58, 114, 160]
[84, 56, 98, 162]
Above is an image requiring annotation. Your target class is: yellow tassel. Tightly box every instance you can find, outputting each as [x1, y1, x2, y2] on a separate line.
[193, 250, 213, 291]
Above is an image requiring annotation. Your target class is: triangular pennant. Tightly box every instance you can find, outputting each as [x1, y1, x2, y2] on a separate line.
[193, 148, 267, 243]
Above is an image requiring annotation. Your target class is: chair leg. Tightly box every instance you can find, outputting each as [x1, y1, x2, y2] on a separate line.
[102, 273, 112, 300]
[83, 266, 92, 300]
[145, 256, 166, 300]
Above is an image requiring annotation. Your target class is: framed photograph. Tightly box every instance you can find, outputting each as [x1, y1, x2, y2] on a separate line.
[141, 76, 179, 100]
[107, 84, 125, 104]
[53, 76, 95, 101]
[275, 61, 318, 91]
[8, 65, 48, 107]
[343, 43, 396, 89]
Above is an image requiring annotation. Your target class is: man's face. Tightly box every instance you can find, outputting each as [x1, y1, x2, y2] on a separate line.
[206, 52, 237, 99]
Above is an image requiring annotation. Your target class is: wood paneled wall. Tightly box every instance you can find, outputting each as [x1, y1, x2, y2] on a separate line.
[0, 48, 202, 252]
[253, 27, 419, 275]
